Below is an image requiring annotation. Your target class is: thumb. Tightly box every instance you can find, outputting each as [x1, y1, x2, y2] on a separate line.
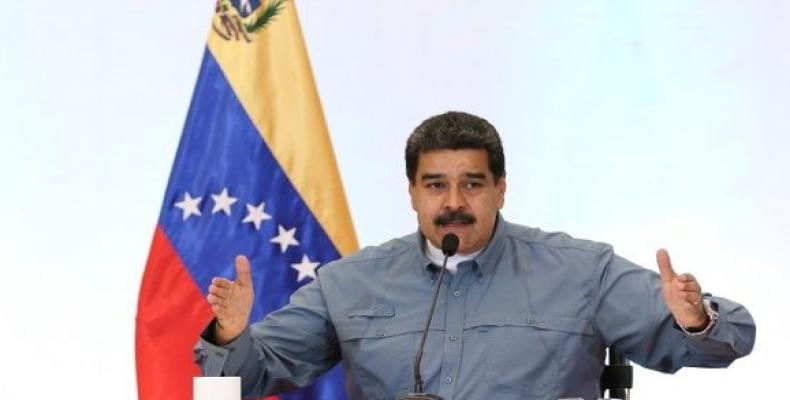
[235, 255, 253, 287]
[656, 248, 676, 284]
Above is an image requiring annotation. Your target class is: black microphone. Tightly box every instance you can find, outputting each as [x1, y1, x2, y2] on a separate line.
[441, 234, 460, 257]
[398, 233, 459, 400]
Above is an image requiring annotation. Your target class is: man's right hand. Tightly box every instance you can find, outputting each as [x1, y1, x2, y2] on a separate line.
[207, 255, 254, 345]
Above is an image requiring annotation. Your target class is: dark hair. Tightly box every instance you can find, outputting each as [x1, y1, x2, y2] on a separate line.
[405, 111, 505, 183]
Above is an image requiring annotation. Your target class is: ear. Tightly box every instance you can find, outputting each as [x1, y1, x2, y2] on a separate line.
[408, 182, 417, 211]
[496, 176, 506, 209]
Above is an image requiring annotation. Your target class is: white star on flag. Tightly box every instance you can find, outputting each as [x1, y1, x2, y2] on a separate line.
[211, 188, 238, 216]
[240, 0, 252, 14]
[271, 224, 299, 253]
[242, 202, 272, 230]
[291, 254, 320, 282]
[174, 192, 202, 220]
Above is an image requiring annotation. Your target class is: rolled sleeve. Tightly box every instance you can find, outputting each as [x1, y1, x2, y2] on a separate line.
[195, 322, 255, 377]
[680, 297, 756, 367]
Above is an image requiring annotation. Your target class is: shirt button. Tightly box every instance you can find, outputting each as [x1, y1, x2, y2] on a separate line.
[450, 335, 458, 341]
[444, 376, 453, 384]
[453, 290, 461, 297]
[376, 329, 385, 337]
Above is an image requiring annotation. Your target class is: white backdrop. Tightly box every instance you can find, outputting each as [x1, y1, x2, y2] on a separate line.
[1, 1, 787, 399]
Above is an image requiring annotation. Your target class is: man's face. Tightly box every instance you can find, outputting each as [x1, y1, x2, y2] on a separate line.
[409, 149, 506, 255]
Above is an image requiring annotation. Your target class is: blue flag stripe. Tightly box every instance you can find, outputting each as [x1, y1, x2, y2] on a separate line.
[160, 48, 342, 320]
[158, 48, 349, 400]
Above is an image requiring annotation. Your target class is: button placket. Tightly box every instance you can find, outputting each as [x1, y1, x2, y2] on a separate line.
[436, 272, 468, 399]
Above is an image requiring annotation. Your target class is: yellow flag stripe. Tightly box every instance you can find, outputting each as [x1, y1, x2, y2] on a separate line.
[206, 1, 358, 256]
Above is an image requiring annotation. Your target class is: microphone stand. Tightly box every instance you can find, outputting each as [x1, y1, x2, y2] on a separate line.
[398, 234, 458, 400]
[605, 347, 631, 400]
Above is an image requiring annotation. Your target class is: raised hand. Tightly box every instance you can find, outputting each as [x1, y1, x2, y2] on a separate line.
[207, 255, 255, 345]
[656, 248, 708, 330]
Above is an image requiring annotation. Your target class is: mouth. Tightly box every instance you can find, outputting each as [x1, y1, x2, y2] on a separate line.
[437, 223, 473, 236]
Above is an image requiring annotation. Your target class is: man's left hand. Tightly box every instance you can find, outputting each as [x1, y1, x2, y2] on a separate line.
[656, 248, 709, 330]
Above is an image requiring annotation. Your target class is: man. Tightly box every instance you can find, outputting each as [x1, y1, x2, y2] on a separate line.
[196, 111, 755, 399]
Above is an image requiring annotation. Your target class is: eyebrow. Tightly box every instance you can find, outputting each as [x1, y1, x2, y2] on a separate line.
[465, 172, 486, 180]
[419, 172, 487, 181]
[420, 173, 446, 181]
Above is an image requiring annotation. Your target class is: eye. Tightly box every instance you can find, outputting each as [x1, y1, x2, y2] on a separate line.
[464, 181, 484, 189]
[426, 182, 446, 189]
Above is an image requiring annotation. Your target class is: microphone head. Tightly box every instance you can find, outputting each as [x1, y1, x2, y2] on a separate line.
[441, 234, 459, 257]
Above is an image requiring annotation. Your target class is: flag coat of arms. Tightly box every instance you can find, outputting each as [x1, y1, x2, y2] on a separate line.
[136, 1, 358, 399]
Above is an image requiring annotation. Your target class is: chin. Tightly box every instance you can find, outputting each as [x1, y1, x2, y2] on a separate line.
[451, 236, 478, 255]
[456, 242, 479, 255]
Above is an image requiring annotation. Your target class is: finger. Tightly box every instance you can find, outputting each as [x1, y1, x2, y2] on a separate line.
[682, 280, 702, 294]
[671, 284, 702, 302]
[211, 304, 230, 320]
[677, 291, 703, 305]
[208, 284, 229, 298]
[235, 255, 253, 287]
[207, 293, 226, 307]
[656, 248, 676, 284]
[212, 277, 233, 289]
[672, 275, 701, 293]
[677, 273, 696, 283]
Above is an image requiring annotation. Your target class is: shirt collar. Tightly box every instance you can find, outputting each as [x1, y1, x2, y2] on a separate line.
[415, 212, 508, 277]
[424, 238, 481, 274]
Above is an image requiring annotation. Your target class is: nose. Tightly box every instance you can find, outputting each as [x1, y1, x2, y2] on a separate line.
[444, 185, 467, 210]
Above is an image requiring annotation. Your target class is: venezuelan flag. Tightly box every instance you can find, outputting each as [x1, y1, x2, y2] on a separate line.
[135, 1, 357, 399]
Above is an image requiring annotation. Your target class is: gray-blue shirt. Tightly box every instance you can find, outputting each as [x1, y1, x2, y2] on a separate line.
[196, 215, 755, 399]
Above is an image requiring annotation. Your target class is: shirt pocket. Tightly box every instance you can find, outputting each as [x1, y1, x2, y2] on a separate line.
[468, 313, 594, 397]
[335, 304, 424, 399]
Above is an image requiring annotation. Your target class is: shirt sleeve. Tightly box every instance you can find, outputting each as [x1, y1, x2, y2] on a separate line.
[592, 248, 756, 373]
[194, 276, 342, 397]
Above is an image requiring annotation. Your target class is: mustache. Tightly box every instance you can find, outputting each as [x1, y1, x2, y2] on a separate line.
[434, 210, 476, 226]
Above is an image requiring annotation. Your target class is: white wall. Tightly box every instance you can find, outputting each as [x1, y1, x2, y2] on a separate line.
[1, 1, 787, 398]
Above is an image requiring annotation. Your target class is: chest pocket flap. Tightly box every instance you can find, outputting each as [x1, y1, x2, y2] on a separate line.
[466, 313, 595, 336]
[336, 304, 425, 340]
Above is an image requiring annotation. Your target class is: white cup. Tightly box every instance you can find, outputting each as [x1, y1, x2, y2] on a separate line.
[194, 376, 241, 400]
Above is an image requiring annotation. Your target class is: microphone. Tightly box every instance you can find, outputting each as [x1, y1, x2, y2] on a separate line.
[398, 233, 459, 400]
[441, 234, 460, 257]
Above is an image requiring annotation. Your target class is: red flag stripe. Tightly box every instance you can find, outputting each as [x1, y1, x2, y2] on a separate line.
[136, 225, 213, 400]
